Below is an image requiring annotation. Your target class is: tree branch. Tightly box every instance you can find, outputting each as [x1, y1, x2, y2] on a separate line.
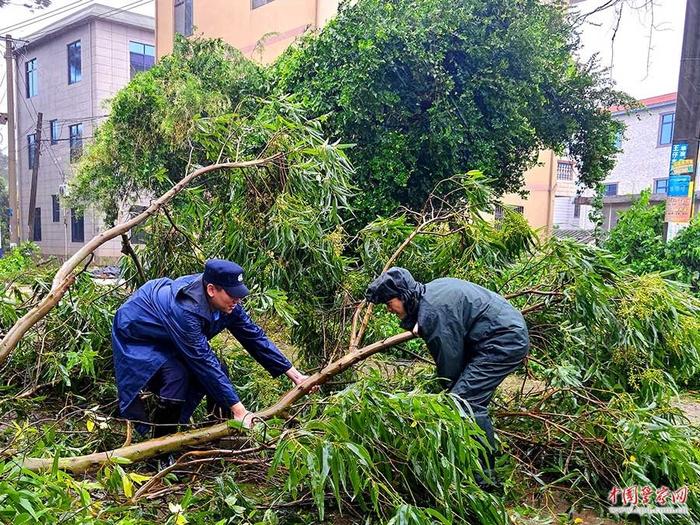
[21, 330, 416, 473]
[0, 155, 283, 367]
[120, 234, 146, 283]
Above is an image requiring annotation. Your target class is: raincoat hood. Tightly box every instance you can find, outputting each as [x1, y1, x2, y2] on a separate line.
[365, 267, 425, 330]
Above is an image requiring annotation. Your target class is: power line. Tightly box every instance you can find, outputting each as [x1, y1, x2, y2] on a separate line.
[13, 46, 70, 183]
[0, 0, 92, 35]
[39, 136, 95, 143]
[52, 114, 110, 123]
[18, 0, 153, 45]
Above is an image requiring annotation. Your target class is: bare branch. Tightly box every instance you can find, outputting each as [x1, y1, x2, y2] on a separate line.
[0, 155, 283, 367]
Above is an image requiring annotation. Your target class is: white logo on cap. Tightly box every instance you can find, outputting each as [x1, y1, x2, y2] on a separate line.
[237, 274, 243, 282]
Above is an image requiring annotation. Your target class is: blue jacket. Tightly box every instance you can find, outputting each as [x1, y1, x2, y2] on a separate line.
[112, 274, 292, 428]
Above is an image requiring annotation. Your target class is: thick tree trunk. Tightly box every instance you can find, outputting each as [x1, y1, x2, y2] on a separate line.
[0, 155, 282, 366]
[22, 331, 416, 473]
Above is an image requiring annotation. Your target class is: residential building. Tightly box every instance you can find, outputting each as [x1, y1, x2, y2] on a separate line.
[155, 0, 340, 62]
[501, 150, 594, 236]
[602, 92, 700, 230]
[12, 4, 155, 259]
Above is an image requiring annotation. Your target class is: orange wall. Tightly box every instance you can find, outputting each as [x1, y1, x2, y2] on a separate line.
[502, 150, 557, 232]
[156, 0, 339, 62]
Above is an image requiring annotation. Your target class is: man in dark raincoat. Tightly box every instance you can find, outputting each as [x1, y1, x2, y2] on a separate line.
[365, 267, 529, 486]
[112, 259, 310, 437]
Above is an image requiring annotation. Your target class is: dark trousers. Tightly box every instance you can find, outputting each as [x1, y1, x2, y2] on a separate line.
[146, 355, 230, 437]
[450, 348, 526, 474]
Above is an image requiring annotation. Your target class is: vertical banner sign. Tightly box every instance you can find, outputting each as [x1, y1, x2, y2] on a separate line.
[665, 142, 694, 223]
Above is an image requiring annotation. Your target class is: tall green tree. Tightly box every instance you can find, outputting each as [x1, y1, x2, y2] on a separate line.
[604, 190, 669, 274]
[69, 38, 354, 356]
[272, 0, 630, 223]
[70, 37, 266, 225]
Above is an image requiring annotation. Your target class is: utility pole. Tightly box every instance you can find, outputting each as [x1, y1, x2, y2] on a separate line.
[665, 0, 700, 239]
[4, 34, 19, 246]
[27, 112, 42, 241]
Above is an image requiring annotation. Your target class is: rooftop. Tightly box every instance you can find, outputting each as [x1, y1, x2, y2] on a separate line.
[552, 229, 596, 244]
[610, 92, 676, 114]
[17, 3, 154, 50]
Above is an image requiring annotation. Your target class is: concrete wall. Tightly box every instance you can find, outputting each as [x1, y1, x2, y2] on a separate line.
[156, 0, 340, 62]
[502, 150, 556, 233]
[15, 17, 154, 260]
[605, 101, 676, 195]
[502, 150, 594, 234]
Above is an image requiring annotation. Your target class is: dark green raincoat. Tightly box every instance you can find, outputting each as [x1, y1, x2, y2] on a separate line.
[366, 267, 529, 473]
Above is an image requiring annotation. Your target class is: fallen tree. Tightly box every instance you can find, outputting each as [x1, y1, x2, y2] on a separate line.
[0, 156, 282, 367]
[21, 331, 415, 473]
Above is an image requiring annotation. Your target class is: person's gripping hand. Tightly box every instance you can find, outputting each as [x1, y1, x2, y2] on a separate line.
[231, 401, 255, 429]
[286, 367, 319, 394]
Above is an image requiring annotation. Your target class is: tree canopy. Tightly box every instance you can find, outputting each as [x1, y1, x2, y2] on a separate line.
[71, 0, 631, 228]
[605, 190, 700, 293]
[272, 0, 630, 221]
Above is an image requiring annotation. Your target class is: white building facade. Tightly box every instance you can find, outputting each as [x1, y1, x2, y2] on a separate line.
[600, 93, 700, 230]
[13, 4, 154, 259]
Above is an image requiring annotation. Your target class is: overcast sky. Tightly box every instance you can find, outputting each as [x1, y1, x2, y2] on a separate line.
[574, 0, 685, 99]
[0, 0, 687, 154]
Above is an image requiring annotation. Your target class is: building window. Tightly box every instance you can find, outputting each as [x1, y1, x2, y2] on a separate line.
[603, 183, 618, 196]
[658, 112, 675, 146]
[129, 41, 155, 79]
[25, 58, 37, 98]
[71, 209, 84, 243]
[50, 119, 60, 144]
[494, 204, 504, 221]
[494, 204, 524, 222]
[654, 178, 669, 194]
[174, 0, 193, 37]
[33, 208, 41, 242]
[614, 130, 623, 150]
[574, 202, 581, 218]
[52, 194, 60, 222]
[252, 0, 275, 8]
[556, 161, 574, 181]
[69, 123, 83, 162]
[27, 134, 36, 170]
[67, 40, 82, 84]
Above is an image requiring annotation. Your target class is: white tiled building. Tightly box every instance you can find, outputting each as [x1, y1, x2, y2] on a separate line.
[13, 4, 154, 259]
[600, 92, 700, 230]
[552, 159, 595, 232]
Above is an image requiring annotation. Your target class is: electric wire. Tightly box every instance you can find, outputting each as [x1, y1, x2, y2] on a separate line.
[17, 0, 154, 45]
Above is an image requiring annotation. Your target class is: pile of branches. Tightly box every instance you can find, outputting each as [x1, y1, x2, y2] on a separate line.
[0, 158, 699, 524]
[0, 45, 696, 519]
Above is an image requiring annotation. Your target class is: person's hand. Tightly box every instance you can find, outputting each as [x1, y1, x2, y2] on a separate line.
[231, 401, 255, 429]
[286, 367, 319, 394]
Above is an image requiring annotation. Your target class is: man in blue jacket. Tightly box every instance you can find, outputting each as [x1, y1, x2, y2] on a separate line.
[112, 259, 310, 437]
[365, 267, 529, 488]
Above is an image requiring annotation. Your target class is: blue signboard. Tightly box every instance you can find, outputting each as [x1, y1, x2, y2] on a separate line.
[668, 175, 692, 197]
[669, 142, 688, 176]
[671, 143, 688, 162]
